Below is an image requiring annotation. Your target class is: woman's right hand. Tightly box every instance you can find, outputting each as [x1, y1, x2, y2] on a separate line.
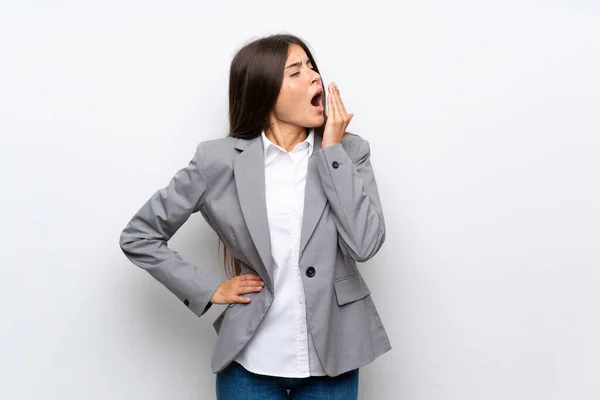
[210, 274, 265, 305]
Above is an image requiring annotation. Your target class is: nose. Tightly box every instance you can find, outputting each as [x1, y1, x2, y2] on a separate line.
[310, 69, 321, 86]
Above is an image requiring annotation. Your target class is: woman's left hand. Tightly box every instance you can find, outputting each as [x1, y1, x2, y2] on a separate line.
[321, 82, 354, 148]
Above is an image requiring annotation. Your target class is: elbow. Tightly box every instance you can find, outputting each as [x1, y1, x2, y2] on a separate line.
[347, 222, 386, 262]
[119, 228, 129, 252]
[119, 226, 138, 257]
[118, 228, 148, 270]
[118, 226, 164, 271]
[360, 226, 386, 262]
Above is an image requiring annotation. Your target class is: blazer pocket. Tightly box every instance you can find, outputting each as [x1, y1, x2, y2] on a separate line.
[334, 273, 371, 306]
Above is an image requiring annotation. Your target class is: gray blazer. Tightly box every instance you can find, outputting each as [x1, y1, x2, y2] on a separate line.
[119, 133, 391, 377]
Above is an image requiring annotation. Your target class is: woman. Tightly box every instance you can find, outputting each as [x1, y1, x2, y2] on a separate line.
[119, 33, 391, 400]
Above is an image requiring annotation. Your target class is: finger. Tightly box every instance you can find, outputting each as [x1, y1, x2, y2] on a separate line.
[327, 83, 336, 120]
[238, 278, 262, 286]
[329, 82, 339, 112]
[239, 280, 265, 288]
[239, 274, 262, 282]
[237, 285, 263, 294]
[233, 296, 252, 304]
[333, 83, 348, 118]
[239, 274, 261, 279]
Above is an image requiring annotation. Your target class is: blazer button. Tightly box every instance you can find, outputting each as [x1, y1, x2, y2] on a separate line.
[305, 266, 316, 277]
[184, 299, 190, 306]
[332, 161, 339, 169]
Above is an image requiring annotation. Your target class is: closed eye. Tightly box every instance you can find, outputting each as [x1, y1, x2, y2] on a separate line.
[286, 59, 315, 77]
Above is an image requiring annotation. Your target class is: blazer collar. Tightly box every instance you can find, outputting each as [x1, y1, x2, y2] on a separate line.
[234, 129, 318, 154]
[232, 136, 273, 287]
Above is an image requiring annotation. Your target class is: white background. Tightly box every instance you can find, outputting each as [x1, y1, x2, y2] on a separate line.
[1, 1, 599, 399]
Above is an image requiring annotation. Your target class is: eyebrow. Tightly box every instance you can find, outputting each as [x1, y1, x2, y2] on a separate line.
[284, 59, 312, 69]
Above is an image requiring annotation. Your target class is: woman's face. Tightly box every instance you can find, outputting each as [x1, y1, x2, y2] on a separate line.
[269, 44, 325, 131]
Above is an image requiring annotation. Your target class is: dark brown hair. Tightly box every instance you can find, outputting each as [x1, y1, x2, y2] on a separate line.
[228, 33, 326, 139]
[220, 34, 327, 278]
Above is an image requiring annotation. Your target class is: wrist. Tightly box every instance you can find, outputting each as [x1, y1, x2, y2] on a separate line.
[210, 282, 224, 304]
[321, 140, 341, 148]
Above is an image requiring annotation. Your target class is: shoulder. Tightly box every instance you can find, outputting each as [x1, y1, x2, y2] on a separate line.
[191, 136, 238, 171]
[195, 136, 237, 155]
[194, 136, 238, 159]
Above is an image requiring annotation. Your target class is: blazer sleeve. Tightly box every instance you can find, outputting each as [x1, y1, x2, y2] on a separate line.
[119, 142, 222, 317]
[314, 138, 386, 262]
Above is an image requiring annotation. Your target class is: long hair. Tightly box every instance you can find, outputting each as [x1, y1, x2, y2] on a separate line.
[220, 34, 326, 278]
[228, 34, 326, 139]
[218, 34, 327, 278]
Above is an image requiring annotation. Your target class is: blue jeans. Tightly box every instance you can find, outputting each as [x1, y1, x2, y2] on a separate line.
[216, 361, 359, 400]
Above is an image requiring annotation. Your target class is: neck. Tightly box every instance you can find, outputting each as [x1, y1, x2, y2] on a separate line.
[264, 123, 307, 152]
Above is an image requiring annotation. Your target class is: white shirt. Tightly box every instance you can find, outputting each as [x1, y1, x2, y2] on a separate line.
[234, 130, 326, 377]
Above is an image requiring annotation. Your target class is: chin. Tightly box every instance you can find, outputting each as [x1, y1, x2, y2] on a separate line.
[307, 116, 325, 128]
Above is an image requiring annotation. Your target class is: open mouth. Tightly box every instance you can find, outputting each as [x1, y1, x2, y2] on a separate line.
[310, 90, 324, 112]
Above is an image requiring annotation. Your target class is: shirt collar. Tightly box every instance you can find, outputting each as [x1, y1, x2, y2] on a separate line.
[261, 129, 315, 158]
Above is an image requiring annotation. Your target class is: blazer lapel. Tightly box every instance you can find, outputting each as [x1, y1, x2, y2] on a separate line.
[300, 137, 327, 256]
[233, 137, 273, 287]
